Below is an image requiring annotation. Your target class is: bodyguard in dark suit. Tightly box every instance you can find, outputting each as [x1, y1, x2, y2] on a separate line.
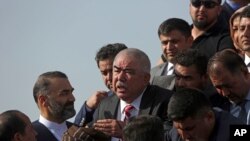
[92, 48, 173, 141]
[32, 71, 76, 141]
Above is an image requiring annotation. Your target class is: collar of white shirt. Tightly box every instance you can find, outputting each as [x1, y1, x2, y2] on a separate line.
[244, 54, 250, 67]
[39, 115, 68, 141]
[119, 88, 146, 121]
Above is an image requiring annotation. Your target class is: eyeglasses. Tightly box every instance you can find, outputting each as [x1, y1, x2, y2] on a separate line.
[191, 0, 219, 9]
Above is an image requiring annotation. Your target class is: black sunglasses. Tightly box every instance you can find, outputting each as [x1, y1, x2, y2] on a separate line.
[191, 0, 219, 9]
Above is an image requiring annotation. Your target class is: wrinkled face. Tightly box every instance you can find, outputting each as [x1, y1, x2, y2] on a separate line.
[160, 30, 192, 63]
[18, 114, 37, 141]
[174, 113, 213, 141]
[112, 54, 149, 103]
[98, 58, 113, 90]
[239, 17, 250, 52]
[47, 78, 76, 121]
[209, 63, 248, 104]
[174, 64, 207, 90]
[189, 0, 221, 29]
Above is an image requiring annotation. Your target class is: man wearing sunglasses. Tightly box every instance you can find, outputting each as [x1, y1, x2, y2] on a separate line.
[190, 0, 235, 59]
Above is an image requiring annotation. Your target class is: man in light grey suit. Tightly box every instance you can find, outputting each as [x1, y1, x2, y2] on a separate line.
[151, 18, 193, 90]
[92, 48, 174, 141]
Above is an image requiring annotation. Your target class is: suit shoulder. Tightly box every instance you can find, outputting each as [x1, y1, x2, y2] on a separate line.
[149, 85, 173, 98]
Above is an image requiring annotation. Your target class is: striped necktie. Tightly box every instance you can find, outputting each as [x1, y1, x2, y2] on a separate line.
[124, 105, 134, 123]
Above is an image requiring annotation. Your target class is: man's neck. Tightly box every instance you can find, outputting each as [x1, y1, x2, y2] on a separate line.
[192, 20, 218, 40]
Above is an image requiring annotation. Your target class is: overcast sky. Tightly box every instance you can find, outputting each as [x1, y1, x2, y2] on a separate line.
[0, 0, 192, 121]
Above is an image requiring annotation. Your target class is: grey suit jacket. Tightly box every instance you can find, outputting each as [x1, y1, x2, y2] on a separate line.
[93, 85, 173, 130]
[150, 62, 175, 90]
[150, 63, 168, 82]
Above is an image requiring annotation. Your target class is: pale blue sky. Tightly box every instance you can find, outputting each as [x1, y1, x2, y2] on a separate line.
[0, 0, 191, 121]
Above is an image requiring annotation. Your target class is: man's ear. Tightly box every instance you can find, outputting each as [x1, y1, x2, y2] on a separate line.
[38, 94, 48, 107]
[13, 132, 23, 141]
[204, 110, 214, 123]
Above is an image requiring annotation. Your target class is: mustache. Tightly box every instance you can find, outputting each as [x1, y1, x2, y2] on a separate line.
[116, 81, 127, 88]
[64, 102, 74, 108]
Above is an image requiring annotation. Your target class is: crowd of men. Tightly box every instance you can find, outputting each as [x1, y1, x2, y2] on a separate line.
[1, 0, 250, 141]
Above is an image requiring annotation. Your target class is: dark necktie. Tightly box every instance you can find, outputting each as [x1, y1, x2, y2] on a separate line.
[238, 100, 247, 123]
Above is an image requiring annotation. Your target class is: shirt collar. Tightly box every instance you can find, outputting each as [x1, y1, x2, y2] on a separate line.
[39, 115, 67, 130]
[120, 88, 146, 113]
[244, 54, 250, 66]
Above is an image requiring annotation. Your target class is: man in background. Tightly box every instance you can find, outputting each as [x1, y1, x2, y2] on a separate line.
[74, 43, 127, 125]
[151, 18, 192, 90]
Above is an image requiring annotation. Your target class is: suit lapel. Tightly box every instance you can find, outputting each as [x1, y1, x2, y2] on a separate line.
[156, 63, 168, 76]
[105, 95, 120, 119]
[139, 85, 155, 115]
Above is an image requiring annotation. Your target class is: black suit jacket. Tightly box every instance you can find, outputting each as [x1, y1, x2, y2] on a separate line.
[32, 120, 73, 141]
[93, 85, 174, 130]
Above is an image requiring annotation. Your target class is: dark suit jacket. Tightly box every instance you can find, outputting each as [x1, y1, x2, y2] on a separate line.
[93, 85, 174, 130]
[166, 108, 243, 141]
[32, 120, 73, 141]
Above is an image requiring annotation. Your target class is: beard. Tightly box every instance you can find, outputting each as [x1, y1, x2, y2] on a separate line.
[47, 98, 76, 121]
[193, 19, 209, 30]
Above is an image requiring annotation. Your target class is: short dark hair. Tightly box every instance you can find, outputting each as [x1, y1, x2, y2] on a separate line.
[123, 115, 164, 141]
[168, 88, 211, 121]
[158, 18, 191, 38]
[174, 49, 208, 76]
[95, 43, 128, 67]
[33, 71, 68, 103]
[207, 49, 247, 76]
[0, 110, 27, 141]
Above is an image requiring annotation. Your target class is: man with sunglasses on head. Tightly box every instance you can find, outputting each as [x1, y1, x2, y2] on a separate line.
[189, 0, 235, 60]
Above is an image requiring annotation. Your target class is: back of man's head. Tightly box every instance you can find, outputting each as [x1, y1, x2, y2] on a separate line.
[0, 110, 26, 141]
[168, 88, 212, 121]
[123, 115, 164, 141]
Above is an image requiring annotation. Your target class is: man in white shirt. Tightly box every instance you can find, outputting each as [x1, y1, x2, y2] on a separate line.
[32, 71, 76, 141]
[92, 48, 174, 141]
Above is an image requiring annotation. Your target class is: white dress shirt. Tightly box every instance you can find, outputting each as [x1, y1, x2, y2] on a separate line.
[39, 115, 68, 141]
[244, 54, 250, 72]
[111, 89, 145, 141]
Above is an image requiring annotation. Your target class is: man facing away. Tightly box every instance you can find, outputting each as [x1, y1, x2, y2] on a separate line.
[32, 71, 76, 141]
[0, 110, 37, 141]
